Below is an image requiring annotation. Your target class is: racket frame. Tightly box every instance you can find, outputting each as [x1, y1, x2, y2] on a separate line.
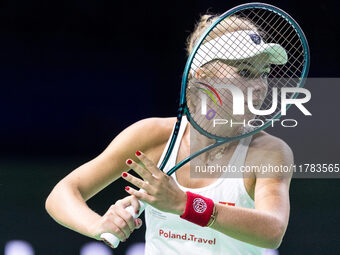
[160, 2, 310, 175]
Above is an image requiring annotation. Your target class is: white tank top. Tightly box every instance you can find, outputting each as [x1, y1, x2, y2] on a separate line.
[144, 117, 265, 255]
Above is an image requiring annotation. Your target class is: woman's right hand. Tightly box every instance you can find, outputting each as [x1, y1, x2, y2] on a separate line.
[90, 195, 143, 241]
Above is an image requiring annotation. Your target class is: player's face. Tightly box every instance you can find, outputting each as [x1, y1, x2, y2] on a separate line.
[197, 59, 269, 113]
[191, 58, 270, 137]
[212, 59, 269, 120]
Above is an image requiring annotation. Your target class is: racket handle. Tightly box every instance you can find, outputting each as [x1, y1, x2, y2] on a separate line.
[100, 200, 147, 248]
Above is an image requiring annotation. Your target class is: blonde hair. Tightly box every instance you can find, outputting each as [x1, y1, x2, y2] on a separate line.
[186, 14, 259, 56]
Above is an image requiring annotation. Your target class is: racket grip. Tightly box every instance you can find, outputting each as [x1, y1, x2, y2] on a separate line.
[100, 200, 147, 248]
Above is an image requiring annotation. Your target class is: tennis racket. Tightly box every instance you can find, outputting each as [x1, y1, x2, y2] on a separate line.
[101, 2, 310, 248]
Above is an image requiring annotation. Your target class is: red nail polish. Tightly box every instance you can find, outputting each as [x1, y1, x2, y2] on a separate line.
[122, 172, 128, 178]
[136, 151, 141, 156]
[126, 159, 132, 165]
[136, 210, 139, 214]
[125, 186, 130, 191]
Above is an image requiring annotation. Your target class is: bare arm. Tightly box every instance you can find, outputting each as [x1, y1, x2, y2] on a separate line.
[210, 135, 293, 249]
[211, 177, 291, 249]
[45, 117, 174, 240]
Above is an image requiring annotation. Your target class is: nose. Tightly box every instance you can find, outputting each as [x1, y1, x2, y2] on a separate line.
[246, 79, 268, 102]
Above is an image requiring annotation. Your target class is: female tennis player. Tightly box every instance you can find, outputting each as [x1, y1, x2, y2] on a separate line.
[46, 14, 293, 254]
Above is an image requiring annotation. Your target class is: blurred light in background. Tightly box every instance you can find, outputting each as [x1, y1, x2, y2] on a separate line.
[264, 249, 279, 255]
[4, 240, 277, 255]
[80, 242, 112, 255]
[4, 240, 34, 255]
[4, 240, 147, 255]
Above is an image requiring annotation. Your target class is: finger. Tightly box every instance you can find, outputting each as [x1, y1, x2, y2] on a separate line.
[102, 217, 126, 242]
[112, 213, 132, 239]
[117, 195, 141, 215]
[116, 206, 136, 233]
[116, 196, 134, 208]
[130, 195, 141, 215]
[125, 186, 155, 204]
[135, 151, 162, 177]
[108, 227, 126, 242]
[134, 218, 143, 229]
[122, 171, 153, 193]
[126, 159, 153, 181]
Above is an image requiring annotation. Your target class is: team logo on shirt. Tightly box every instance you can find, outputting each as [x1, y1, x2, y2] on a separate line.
[193, 198, 207, 213]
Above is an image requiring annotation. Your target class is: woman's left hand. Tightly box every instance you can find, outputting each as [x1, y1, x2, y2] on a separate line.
[122, 151, 187, 215]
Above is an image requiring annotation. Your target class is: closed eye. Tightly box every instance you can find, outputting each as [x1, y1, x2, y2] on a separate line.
[239, 69, 252, 78]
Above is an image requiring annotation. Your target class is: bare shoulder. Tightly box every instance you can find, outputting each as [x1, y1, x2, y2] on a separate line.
[100, 117, 177, 165]
[117, 117, 176, 151]
[248, 131, 294, 164]
[245, 131, 294, 180]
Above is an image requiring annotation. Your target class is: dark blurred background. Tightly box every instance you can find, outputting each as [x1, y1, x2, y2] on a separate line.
[0, 0, 339, 254]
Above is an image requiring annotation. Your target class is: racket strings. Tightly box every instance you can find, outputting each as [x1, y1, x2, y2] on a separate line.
[244, 9, 305, 78]
[189, 36, 238, 120]
[242, 8, 305, 76]
[187, 7, 306, 138]
[192, 19, 270, 112]
[237, 11, 304, 93]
